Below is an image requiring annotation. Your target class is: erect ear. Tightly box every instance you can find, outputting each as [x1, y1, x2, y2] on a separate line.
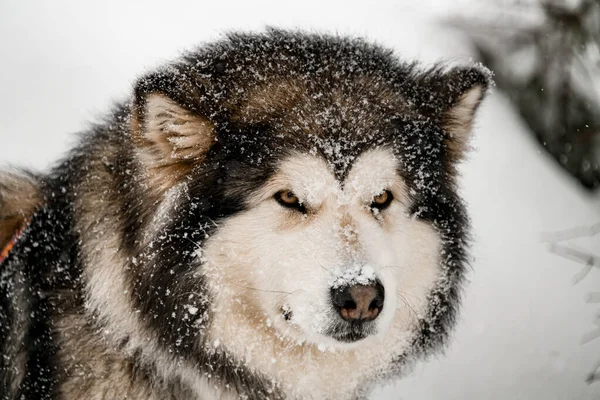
[131, 76, 216, 192]
[417, 65, 493, 162]
[440, 66, 491, 160]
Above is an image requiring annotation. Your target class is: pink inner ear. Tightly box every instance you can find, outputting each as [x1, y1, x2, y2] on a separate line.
[134, 93, 216, 192]
[447, 86, 485, 136]
[441, 84, 486, 162]
[143, 93, 215, 161]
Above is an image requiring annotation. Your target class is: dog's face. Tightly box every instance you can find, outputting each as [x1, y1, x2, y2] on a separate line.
[126, 32, 490, 369]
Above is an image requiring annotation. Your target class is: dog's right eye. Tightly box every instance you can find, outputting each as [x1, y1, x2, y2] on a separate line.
[274, 190, 306, 213]
[370, 190, 393, 211]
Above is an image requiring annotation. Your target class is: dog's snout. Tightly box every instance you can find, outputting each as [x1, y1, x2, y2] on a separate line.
[331, 282, 384, 322]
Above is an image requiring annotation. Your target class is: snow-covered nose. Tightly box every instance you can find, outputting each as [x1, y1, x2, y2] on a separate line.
[331, 282, 384, 322]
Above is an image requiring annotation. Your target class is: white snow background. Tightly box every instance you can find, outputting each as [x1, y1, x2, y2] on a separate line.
[1, 1, 600, 399]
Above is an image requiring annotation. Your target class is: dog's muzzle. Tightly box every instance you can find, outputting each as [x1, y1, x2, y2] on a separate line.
[321, 280, 385, 343]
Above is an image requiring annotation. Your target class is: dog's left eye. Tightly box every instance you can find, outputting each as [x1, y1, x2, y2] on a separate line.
[370, 190, 393, 211]
[274, 190, 306, 213]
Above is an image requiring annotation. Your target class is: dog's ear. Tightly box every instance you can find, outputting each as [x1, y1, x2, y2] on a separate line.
[416, 65, 492, 162]
[131, 73, 216, 192]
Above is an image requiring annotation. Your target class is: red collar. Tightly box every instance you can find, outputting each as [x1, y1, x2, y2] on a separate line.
[0, 223, 26, 263]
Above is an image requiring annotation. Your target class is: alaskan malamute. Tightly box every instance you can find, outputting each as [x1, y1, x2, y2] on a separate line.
[0, 29, 491, 399]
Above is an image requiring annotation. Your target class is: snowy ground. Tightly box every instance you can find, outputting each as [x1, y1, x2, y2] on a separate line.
[1, 1, 600, 399]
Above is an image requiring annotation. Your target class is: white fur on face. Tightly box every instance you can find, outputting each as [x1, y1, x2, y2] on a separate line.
[200, 149, 442, 398]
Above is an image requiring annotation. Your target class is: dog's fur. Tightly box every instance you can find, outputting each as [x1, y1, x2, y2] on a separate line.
[0, 171, 41, 252]
[0, 29, 491, 400]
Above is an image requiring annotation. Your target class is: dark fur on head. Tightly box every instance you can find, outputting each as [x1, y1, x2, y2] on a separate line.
[0, 29, 491, 399]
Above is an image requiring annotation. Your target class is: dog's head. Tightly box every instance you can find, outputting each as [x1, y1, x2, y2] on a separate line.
[127, 31, 490, 359]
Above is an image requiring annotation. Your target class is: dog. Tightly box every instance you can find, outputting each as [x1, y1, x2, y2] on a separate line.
[0, 29, 491, 399]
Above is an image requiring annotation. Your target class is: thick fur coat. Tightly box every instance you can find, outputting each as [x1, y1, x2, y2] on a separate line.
[0, 29, 491, 399]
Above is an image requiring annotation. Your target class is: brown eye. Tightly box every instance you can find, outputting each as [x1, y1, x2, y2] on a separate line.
[371, 190, 393, 210]
[279, 190, 298, 204]
[275, 190, 306, 213]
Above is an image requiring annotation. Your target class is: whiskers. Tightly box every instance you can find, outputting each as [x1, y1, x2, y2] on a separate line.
[221, 279, 305, 314]
[376, 264, 420, 317]
[225, 279, 304, 329]
[274, 289, 305, 311]
[223, 279, 295, 295]
[396, 290, 420, 319]
[377, 265, 406, 273]
[312, 254, 333, 274]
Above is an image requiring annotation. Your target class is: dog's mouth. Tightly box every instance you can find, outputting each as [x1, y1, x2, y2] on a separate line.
[323, 320, 378, 343]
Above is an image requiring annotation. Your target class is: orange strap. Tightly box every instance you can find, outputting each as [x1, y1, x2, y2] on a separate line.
[0, 225, 25, 264]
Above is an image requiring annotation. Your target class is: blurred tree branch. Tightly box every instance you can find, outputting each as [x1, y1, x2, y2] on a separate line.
[450, 0, 600, 190]
[543, 221, 600, 382]
[544, 222, 599, 283]
[450, 0, 600, 381]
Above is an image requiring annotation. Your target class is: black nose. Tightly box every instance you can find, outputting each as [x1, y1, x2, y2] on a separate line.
[331, 282, 384, 322]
